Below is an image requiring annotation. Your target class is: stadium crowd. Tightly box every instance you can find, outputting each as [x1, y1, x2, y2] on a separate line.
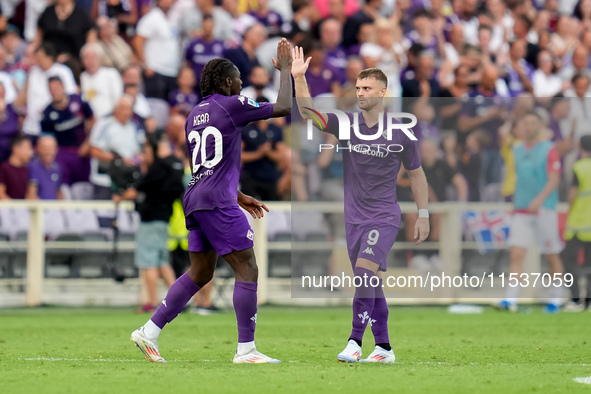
[0, 0, 590, 216]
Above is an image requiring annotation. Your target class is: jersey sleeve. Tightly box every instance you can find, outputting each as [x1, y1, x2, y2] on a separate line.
[324, 112, 343, 137]
[400, 135, 421, 171]
[546, 145, 561, 174]
[228, 95, 274, 126]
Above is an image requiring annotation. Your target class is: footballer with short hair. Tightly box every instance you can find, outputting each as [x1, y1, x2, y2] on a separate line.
[291, 46, 430, 363]
[131, 38, 293, 364]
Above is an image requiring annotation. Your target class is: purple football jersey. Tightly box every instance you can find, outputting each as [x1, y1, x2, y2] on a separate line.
[183, 93, 273, 215]
[325, 112, 421, 226]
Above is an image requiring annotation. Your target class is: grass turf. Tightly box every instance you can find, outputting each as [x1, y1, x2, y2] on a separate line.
[1, 306, 590, 394]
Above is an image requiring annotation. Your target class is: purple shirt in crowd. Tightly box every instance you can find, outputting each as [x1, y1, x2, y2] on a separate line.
[306, 64, 342, 97]
[0, 161, 28, 199]
[460, 91, 506, 150]
[0, 104, 19, 162]
[325, 47, 348, 82]
[183, 93, 273, 215]
[504, 60, 534, 97]
[414, 121, 440, 142]
[29, 158, 61, 199]
[168, 89, 200, 117]
[250, 10, 284, 36]
[185, 38, 226, 87]
[40, 94, 94, 147]
[325, 111, 421, 226]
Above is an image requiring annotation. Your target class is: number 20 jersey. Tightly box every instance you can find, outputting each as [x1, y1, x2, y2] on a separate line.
[183, 93, 274, 215]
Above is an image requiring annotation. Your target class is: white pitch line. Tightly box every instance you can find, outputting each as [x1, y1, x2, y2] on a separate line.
[574, 377, 591, 385]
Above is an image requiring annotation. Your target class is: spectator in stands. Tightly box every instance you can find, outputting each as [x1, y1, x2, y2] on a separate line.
[168, 67, 199, 118]
[533, 50, 566, 97]
[123, 83, 157, 134]
[303, 40, 341, 97]
[412, 100, 440, 143]
[96, 16, 134, 73]
[343, 0, 382, 47]
[41, 76, 95, 186]
[27, 135, 63, 200]
[184, 13, 226, 88]
[439, 24, 466, 87]
[346, 21, 373, 57]
[22, 42, 77, 140]
[116, 133, 184, 313]
[241, 66, 278, 102]
[223, 23, 267, 88]
[319, 17, 347, 81]
[438, 64, 471, 135]
[402, 50, 440, 98]
[177, 0, 235, 44]
[133, 0, 180, 100]
[90, 0, 138, 40]
[251, 0, 284, 37]
[0, 135, 33, 199]
[502, 39, 534, 97]
[0, 46, 19, 105]
[1, 25, 27, 67]
[0, 83, 19, 163]
[458, 64, 505, 185]
[404, 9, 445, 63]
[89, 95, 145, 199]
[241, 100, 285, 201]
[80, 42, 124, 119]
[459, 130, 486, 202]
[561, 46, 591, 88]
[122, 65, 152, 121]
[361, 18, 406, 98]
[36, 0, 97, 61]
[283, 0, 313, 43]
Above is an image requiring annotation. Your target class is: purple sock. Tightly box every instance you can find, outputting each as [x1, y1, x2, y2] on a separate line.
[233, 281, 258, 343]
[151, 273, 200, 329]
[371, 280, 390, 344]
[350, 267, 376, 342]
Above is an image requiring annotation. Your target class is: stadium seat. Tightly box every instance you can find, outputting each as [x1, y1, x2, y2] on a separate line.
[267, 210, 291, 241]
[44, 209, 66, 239]
[63, 209, 100, 234]
[0, 234, 11, 278]
[76, 232, 110, 278]
[46, 233, 84, 278]
[69, 182, 94, 200]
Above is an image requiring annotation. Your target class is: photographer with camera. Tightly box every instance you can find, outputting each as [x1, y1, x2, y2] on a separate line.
[115, 132, 186, 313]
[89, 95, 146, 200]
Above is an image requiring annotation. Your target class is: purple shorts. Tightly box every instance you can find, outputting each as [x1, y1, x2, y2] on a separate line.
[345, 223, 399, 272]
[56, 148, 90, 185]
[186, 206, 254, 255]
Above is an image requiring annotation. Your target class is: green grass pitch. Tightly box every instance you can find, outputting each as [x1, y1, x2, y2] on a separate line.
[1, 306, 590, 394]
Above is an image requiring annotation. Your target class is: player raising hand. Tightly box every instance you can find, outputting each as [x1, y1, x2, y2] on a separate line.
[131, 38, 292, 364]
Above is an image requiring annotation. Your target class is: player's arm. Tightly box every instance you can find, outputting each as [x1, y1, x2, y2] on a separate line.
[237, 191, 269, 219]
[528, 146, 561, 213]
[270, 38, 292, 118]
[408, 166, 430, 245]
[291, 46, 329, 127]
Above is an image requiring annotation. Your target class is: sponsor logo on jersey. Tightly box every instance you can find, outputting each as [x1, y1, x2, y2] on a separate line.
[362, 247, 374, 255]
[247, 229, 254, 241]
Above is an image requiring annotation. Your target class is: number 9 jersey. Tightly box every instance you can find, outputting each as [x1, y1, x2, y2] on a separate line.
[183, 94, 274, 216]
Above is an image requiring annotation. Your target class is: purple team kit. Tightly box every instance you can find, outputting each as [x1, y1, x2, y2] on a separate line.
[183, 93, 273, 255]
[325, 112, 421, 271]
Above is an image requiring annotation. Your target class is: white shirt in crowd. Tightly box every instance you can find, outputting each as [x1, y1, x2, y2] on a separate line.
[241, 86, 278, 102]
[360, 42, 406, 98]
[89, 116, 146, 187]
[532, 69, 563, 97]
[136, 6, 180, 77]
[0, 71, 17, 103]
[23, 63, 77, 136]
[80, 67, 124, 119]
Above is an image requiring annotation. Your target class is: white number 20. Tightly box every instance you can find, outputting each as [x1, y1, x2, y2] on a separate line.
[367, 229, 380, 246]
[188, 126, 223, 174]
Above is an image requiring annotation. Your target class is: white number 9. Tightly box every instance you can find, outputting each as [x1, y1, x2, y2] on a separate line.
[367, 229, 380, 246]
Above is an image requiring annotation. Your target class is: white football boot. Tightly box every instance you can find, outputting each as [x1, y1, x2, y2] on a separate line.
[360, 346, 396, 363]
[233, 348, 281, 364]
[130, 327, 167, 363]
[337, 339, 362, 363]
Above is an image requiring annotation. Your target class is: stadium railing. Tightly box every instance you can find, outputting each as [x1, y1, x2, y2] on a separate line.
[0, 200, 569, 306]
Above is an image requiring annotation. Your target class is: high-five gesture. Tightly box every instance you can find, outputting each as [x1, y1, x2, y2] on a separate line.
[272, 38, 292, 71]
[291, 46, 311, 79]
